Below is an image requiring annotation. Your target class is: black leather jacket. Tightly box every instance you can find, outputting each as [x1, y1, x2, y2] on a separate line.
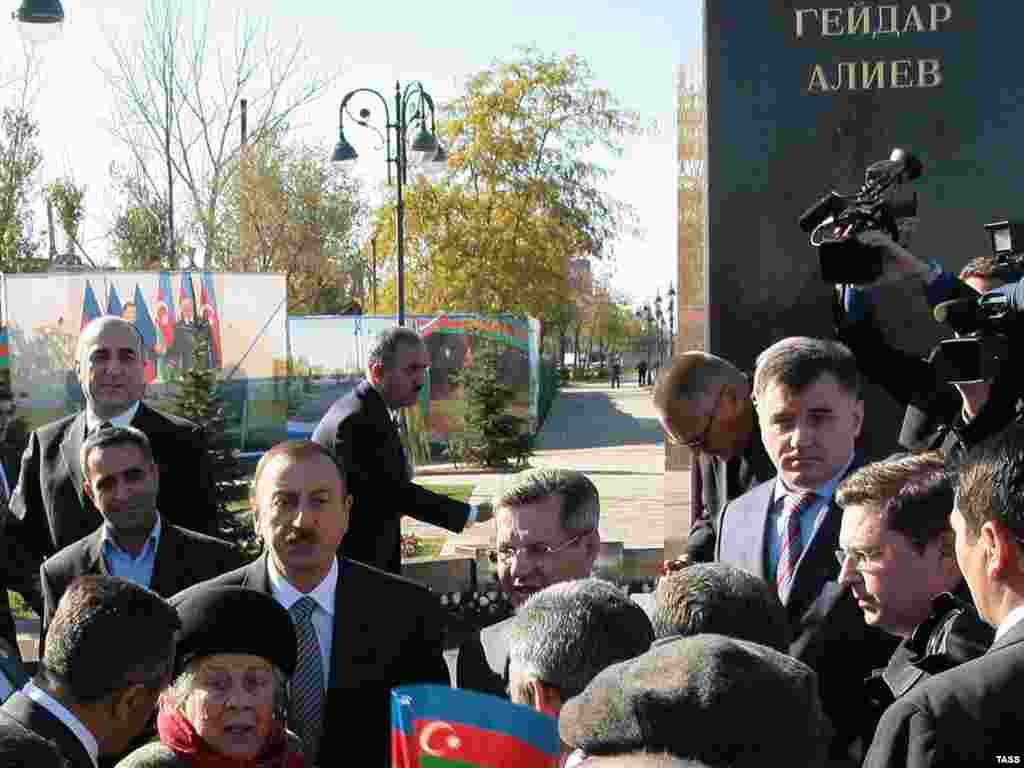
[865, 590, 993, 718]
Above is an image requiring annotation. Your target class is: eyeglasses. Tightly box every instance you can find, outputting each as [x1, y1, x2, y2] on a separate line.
[681, 388, 723, 450]
[834, 547, 884, 572]
[489, 530, 594, 565]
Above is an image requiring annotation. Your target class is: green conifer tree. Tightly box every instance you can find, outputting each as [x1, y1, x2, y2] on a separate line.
[172, 320, 250, 548]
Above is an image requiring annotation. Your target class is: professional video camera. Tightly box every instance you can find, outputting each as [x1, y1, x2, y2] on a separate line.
[799, 148, 923, 284]
[929, 221, 1024, 384]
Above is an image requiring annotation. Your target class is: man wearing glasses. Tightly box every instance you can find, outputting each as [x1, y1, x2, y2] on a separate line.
[835, 452, 991, 738]
[653, 352, 774, 564]
[455, 468, 600, 697]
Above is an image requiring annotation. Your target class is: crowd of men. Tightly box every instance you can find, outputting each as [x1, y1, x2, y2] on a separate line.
[0, 232, 1023, 766]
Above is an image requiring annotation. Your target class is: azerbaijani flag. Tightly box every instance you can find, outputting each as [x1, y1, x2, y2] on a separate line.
[199, 271, 222, 368]
[391, 685, 560, 768]
[156, 272, 176, 350]
[0, 328, 9, 370]
[82, 280, 101, 329]
[107, 284, 123, 316]
[133, 285, 159, 384]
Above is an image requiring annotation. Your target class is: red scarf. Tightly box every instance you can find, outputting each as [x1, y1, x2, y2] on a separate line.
[157, 707, 305, 768]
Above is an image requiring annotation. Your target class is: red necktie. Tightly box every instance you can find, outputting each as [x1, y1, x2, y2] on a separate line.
[777, 491, 817, 603]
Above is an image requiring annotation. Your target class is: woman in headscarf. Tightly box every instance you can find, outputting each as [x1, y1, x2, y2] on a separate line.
[117, 586, 303, 768]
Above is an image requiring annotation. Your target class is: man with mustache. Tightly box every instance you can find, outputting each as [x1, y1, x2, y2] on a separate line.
[174, 440, 449, 766]
[37, 426, 242, 654]
[455, 468, 601, 697]
[715, 337, 896, 764]
[313, 327, 492, 573]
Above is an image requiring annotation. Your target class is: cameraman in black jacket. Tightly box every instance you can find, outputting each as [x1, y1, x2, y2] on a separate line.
[836, 229, 1021, 459]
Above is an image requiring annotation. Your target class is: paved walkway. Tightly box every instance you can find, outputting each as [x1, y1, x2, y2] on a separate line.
[406, 381, 670, 552]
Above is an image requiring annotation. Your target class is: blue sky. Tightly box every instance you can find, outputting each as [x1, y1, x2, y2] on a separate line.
[2, 0, 702, 308]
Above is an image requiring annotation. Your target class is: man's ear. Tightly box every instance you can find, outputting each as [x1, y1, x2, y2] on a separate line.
[368, 360, 384, 386]
[82, 475, 95, 503]
[527, 678, 563, 717]
[985, 520, 1015, 578]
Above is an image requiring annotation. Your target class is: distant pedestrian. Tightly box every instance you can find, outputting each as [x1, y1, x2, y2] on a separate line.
[611, 358, 623, 388]
[637, 360, 648, 386]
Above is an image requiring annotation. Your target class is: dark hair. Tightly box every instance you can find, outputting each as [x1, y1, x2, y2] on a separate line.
[42, 575, 180, 703]
[836, 452, 952, 554]
[251, 439, 346, 494]
[367, 327, 424, 370]
[80, 425, 154, 477]
[496, 468, 600, 533]
[652, 563, 791, 652]
[954, 423, 1024, 539]
[753, 337, 860, 401]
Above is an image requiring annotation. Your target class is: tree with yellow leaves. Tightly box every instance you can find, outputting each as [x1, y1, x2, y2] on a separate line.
[370, 49, 641, 337]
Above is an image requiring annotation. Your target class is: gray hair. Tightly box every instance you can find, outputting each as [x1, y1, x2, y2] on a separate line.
[80, 425, 154, 478]
[76, 316, 146, 366]
[367, 326, 424, 371]
[508, 578, 653, 701]
[752, 336, 860, 402]
[496, 468, 600, 533]
[164, 657, 289, 722]
[652, 563, 791, 652]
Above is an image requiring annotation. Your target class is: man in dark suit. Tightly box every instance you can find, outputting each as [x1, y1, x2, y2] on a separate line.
[865, 424, 1024, 767]
[715, 336, 895, 764]
[173, 440, 449, 767]
[0, 575, 179, 768]
[313, 326, 491, 573]
[455, 468, 601, 697]
[835, 452, 992, 736]
[38, 425, 244, 651]
[8, 316, 218, 615]
[0, 389, 25, 655]
[653, 352, 774, 564]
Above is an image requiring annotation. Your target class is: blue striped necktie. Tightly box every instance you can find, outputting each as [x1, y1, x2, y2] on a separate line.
[289, 595, 324, 763]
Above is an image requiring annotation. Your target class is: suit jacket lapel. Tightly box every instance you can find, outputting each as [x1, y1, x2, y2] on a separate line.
[59, 414, 89, 512]
[787, 500, 842, 615]
[329, 558, 375, 690]
[743, 481, 774, 581]
[149, 523, 178, 596]
[3, 691, 95, 768]
[988, 618, 1024, 655]
[83, 530, 108, 577]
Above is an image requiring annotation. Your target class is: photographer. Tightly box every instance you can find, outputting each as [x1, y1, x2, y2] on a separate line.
[835, 228, 1020, 458]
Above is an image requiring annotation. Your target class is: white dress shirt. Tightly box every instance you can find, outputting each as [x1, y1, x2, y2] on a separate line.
[23, 680, 100, 768]
[267, 556, 338, 687]
[994, 604, 1024, 644]
[85, 401, 140, 434]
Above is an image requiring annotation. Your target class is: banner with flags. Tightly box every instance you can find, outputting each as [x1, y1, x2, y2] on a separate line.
[107, 284, 123, 316]
[156, 272, 176, 351]
[81, 281, 101, 329]
[391, 685, 559, 768]
[200, 272, 223, 368]
[133, 285, 159, 384]
[179, 273, 197, 322]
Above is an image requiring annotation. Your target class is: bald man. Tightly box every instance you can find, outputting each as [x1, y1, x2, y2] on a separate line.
[8, 316, 219, 615]
[653, 352, 774, 563]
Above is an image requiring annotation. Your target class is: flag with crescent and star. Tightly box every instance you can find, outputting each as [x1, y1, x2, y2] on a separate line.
[156, 272, 176, 350]
[81, 280, 101, 329]
[133, 284, 159, 384]
[391, 684, 559, 768]
[199, 271, 222, 368]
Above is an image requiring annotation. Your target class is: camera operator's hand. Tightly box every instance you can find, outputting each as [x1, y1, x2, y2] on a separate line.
[855, 230, 936, 286]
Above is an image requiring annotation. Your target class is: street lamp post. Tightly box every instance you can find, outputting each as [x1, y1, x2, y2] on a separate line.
[667, 283, 676, 359]
[332, 81, 447, 327]
[12, 0, 63, 41]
